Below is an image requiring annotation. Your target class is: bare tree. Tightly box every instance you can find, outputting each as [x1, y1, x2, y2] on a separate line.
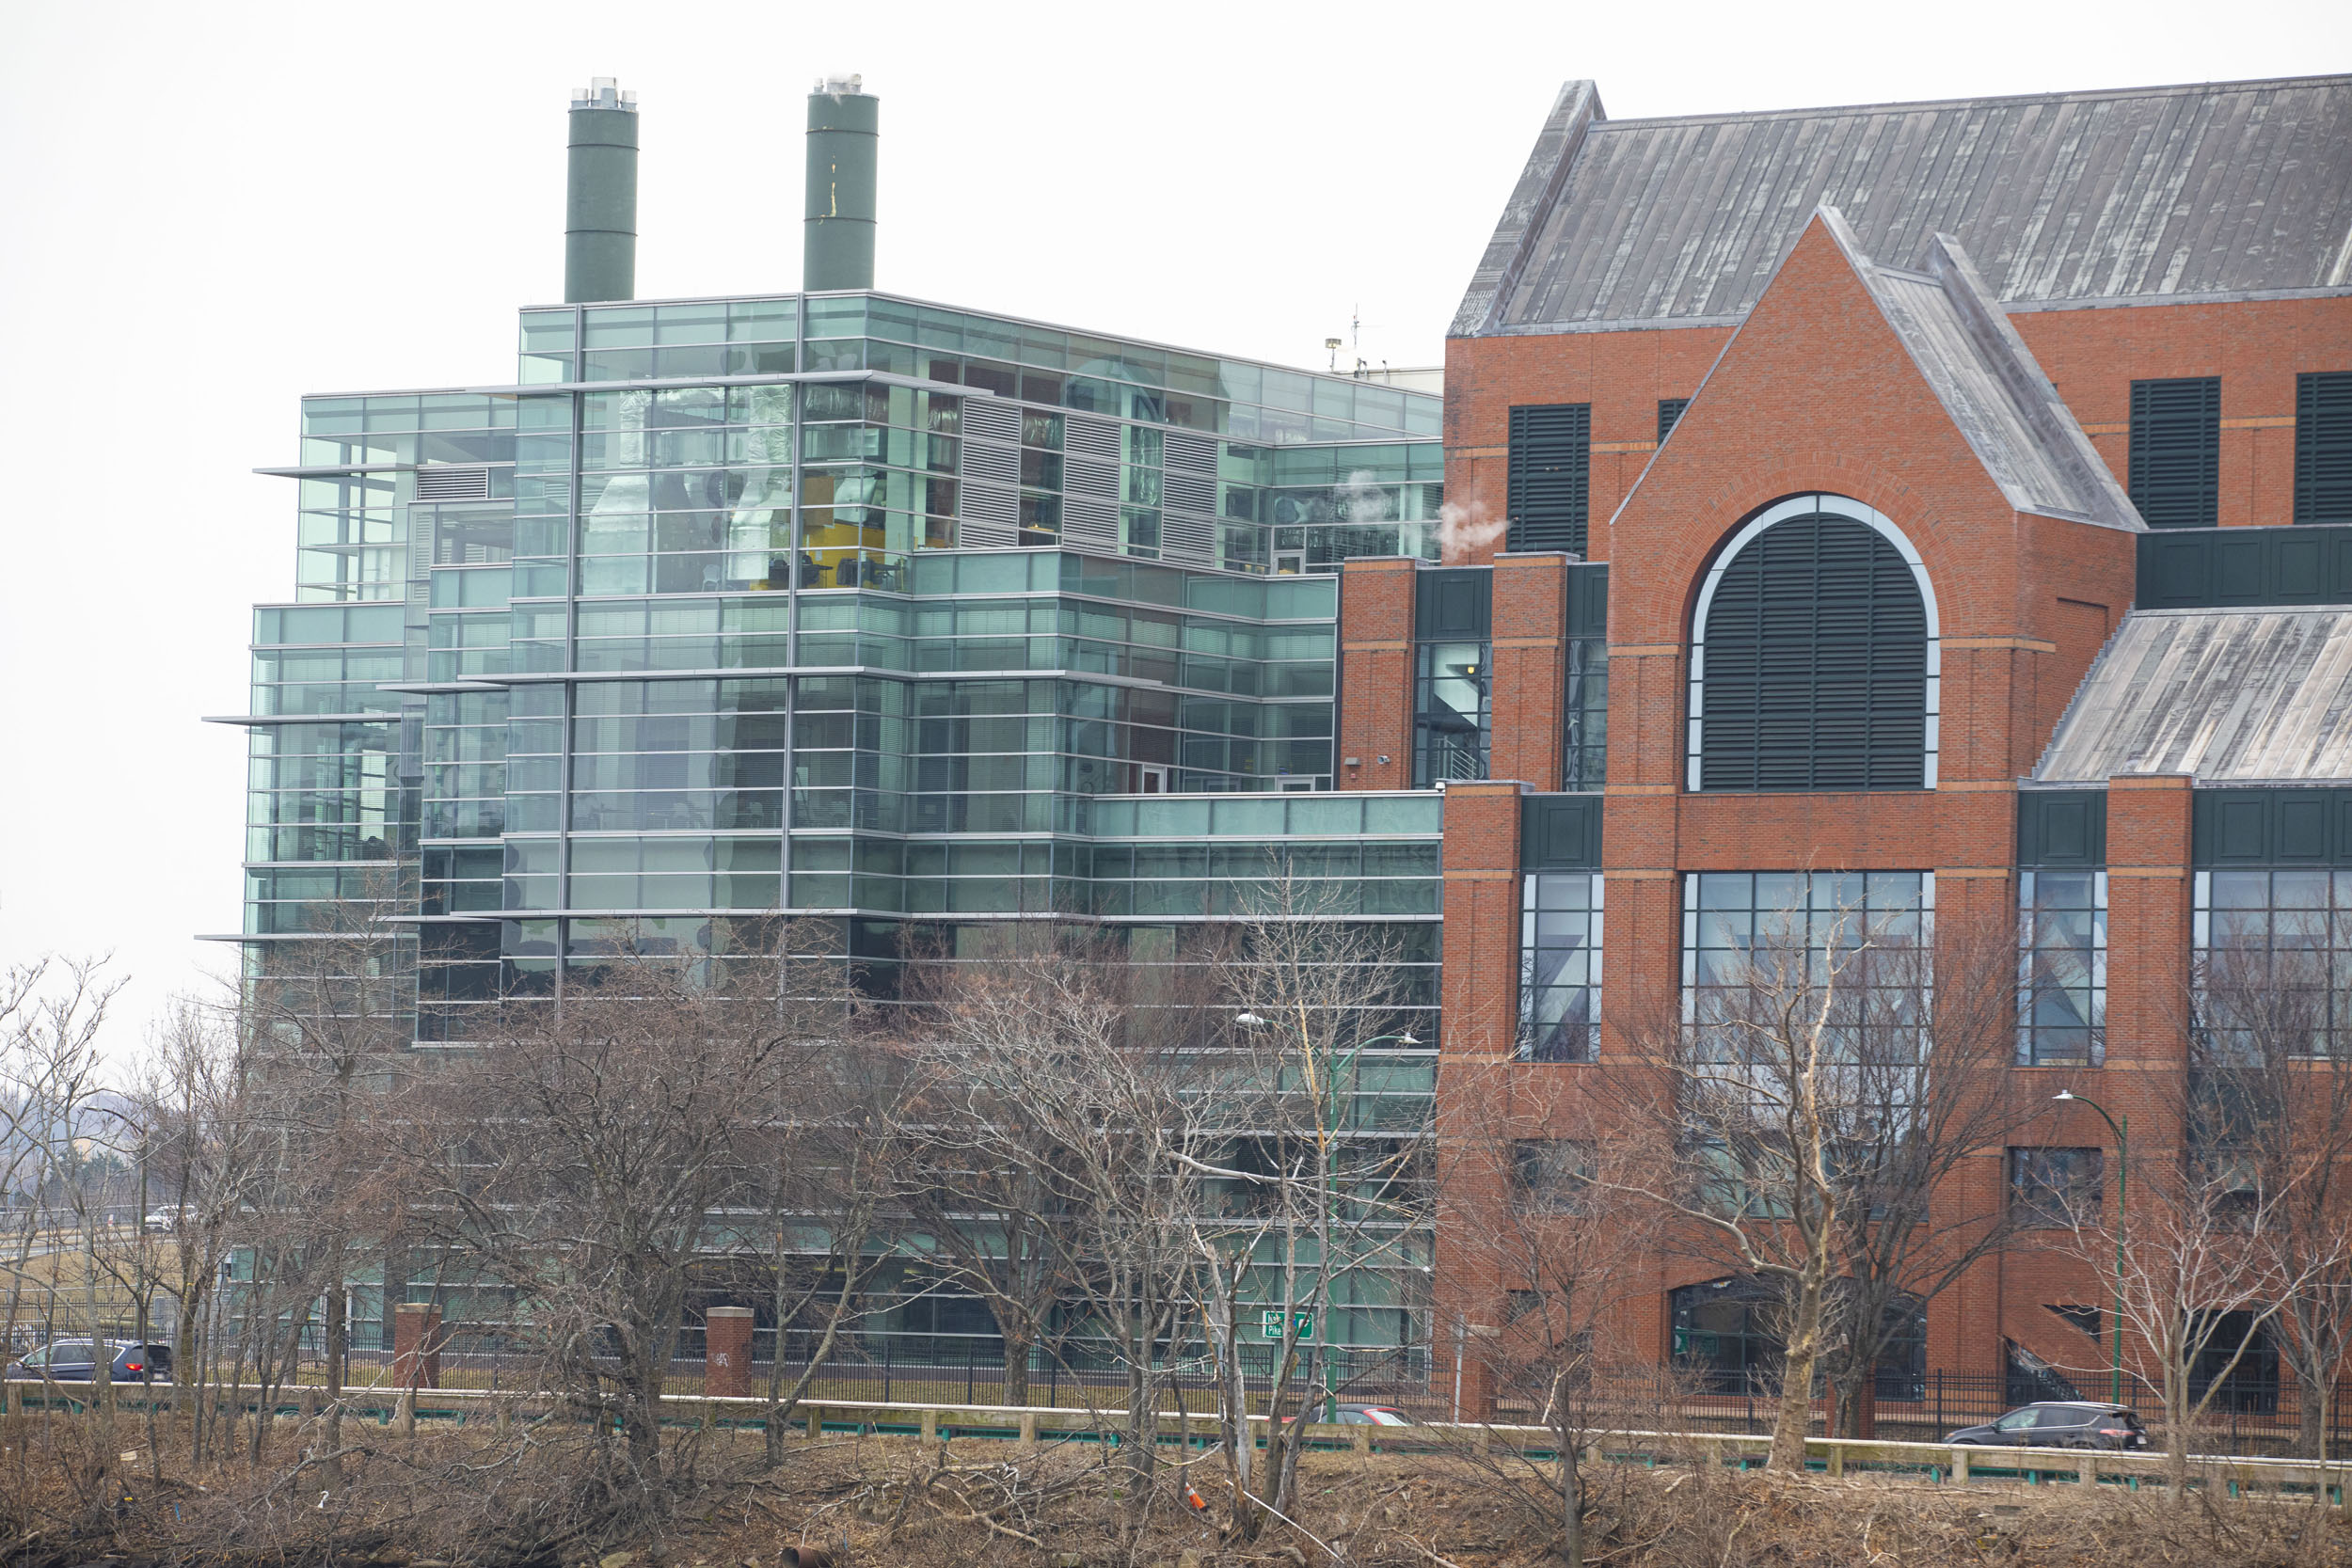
[2177, 939, 2352, 1459]
[394, 933, 863, 1541]
[1817, 911, 2029, 1437]
[907, 929, 1208, 1539]
[2050, 1126, 2347, 1492]
[123, 990, 266, 1466]
[1439, 1084, 1654, 1568]
[734, 991, 905, 1469]
[897, 934, 1082, 1410]
[212, 882, 416, 1473]
[0, 958, 125, 1370]
[1200, 873, 1429, 1544]
[1606, 880, 2014, 1470]
[0, 956, 127, 1355]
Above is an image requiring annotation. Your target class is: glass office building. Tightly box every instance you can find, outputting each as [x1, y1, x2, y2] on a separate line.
[234, 293, 1444, 1065]
[231, 289, 1445, 1346]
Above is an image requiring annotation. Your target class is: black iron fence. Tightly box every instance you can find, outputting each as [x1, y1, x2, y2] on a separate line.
[330, 1326, 1436, 1416]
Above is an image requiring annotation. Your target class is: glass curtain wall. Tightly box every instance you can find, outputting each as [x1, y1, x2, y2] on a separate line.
[532, 293, 1442, 579]
[260, 293, 1435, 1048]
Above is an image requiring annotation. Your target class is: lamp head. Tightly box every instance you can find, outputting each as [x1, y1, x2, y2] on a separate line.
[1234, 1012, 1268, 1028]
[2052, 1090, 2075, 1101]
[1396, 1031, 1421, 1046]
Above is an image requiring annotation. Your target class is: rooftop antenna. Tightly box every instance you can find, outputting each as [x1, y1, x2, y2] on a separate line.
[1324, 337, 1343, 372]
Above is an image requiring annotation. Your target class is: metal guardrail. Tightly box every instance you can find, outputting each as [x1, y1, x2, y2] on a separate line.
[8, 1382, 2348, 1502]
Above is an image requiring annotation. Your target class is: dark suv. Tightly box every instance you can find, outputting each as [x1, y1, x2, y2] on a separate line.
[1947, 1402, 2147, 1449]
[7, 1340, 172, 1384]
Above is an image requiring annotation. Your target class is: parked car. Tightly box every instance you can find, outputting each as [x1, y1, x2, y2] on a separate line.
[1279, 1402, 1415, 1427]
[1946, 1402, 2147, 1449]
[7, 1340, 172, 1384]
[1335, 1403, 1414, 1427]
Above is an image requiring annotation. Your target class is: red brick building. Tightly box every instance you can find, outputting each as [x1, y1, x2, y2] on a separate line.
[1340, 74, 2352, 1427]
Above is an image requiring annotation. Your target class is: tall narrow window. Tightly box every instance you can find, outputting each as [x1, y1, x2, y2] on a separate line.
[1413, 641, 1488, 784]
[1520, 871, 1603, 1062]
[1657, 398, 1689, 442]
[2130, 376, 2221, 529]
[1689, 496, 1935, 793]
[1507, 404, 1590, 554]
[1563, 563, 1608, 791]
[2019, 870, 2106, 1066]
[1413, 568, 1491, 787]
[2297, 372, 2352, 525]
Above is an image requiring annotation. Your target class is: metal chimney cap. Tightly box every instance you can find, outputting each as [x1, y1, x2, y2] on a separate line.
[814, 72, 865, 96]
[571, 78, 639, 111]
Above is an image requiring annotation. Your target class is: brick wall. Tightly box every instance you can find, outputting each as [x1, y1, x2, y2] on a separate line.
[1421, 212, 2350, 1403]
[1489, 553, 1568, 790]
[2014, 297, 2352, 529]
[1438, 780, 1525, 1057]
[1442, 324, 1734, 564]
[1444, 278, 2350, 559]
[1428, 214, 2182, 1402]
[1336, 557, 1415, 790]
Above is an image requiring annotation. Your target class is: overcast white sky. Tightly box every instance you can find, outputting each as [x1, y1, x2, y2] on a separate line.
[0, 0, 2344, 1061]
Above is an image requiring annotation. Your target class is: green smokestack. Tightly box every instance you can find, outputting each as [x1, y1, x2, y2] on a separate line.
[565, 78, 639, 304]
[804, 74, 878, 292]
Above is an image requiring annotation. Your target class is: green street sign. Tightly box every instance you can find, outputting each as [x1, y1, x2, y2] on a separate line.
[1261, 1309, 1313, 1341]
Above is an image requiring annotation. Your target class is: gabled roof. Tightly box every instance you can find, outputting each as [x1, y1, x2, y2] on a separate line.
[2034, 608, 2352, 784]
[1456, 74, 2352, 337]
[1810, 210, 2140, 530]
[1625, 209, 2140, 531]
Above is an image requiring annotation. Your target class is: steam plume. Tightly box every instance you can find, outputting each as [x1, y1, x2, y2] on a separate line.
[1438, 499, 1508, 562]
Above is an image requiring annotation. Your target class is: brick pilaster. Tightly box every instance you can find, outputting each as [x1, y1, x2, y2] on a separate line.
[391, 1302, 443, 1391]
[1337, 558, 1417, 791]
[1440, 781, 1526, 1056]
[2104, 774, 2193, 1070]
[1489, 553, 1569, 791]
[705, 1306, 755, 1399]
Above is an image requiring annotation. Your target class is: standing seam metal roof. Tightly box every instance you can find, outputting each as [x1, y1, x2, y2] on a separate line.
[1822, 213, 2139, 529]
[1455, 75, 2352, 336]
[2034, 608, 2352, 784]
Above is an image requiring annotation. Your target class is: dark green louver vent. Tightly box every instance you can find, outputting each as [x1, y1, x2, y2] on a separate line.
[1697, 515, 1928, 792]
[2297, 372, 2352, 526]
[2130, 377, 2220, 529]
[1658, 398, 1689, 442]
[1507, 404, 1590, 554]
[1414, 567, 1491, 639]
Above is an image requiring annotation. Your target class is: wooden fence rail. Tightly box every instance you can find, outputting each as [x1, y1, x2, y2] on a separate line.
[8, 1382, 2348, 1508]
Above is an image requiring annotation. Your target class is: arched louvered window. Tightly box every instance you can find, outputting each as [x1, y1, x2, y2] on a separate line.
[1688, 495, 1938, 792]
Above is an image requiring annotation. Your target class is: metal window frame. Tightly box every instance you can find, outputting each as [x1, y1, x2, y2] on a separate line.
[2016, 866, 2109, 1068]
[1518, 869, 1605, 1063]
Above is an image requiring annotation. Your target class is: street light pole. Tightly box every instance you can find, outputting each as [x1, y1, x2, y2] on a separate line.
[2053, 1090, 2129, 1404]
